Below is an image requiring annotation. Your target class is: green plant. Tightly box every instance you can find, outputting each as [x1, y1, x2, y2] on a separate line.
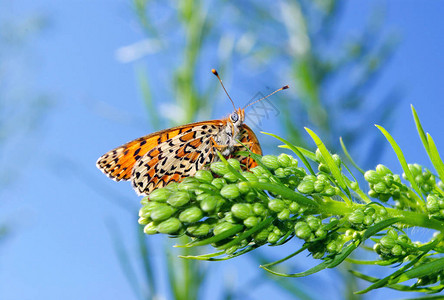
[139, 106, 444, 295]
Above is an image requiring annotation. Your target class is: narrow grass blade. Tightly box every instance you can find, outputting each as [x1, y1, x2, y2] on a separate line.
[340, 137, 365, 174]
[375, 125, 425, 206]
[305, 128, 351, 202]
[412, 105, 430, 156]
[427, 134, 444, 185]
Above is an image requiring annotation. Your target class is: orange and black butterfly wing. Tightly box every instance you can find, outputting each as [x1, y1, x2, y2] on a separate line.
[96, 122, 220, 182]
[232, 124, 262, 169]
[131, 122, 223, 195]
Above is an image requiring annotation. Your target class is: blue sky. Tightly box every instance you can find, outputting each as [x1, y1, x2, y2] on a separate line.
[1, 1, 444, 299]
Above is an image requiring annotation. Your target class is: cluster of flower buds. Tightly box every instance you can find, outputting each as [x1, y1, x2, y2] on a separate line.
[346, 204, 388, 230]
[426, 194, 444, 218]
[138, 154, 343, 255]
[364, 164, 406, 202]
[372, 228, 416, 260]
[403, 164, 436, 194]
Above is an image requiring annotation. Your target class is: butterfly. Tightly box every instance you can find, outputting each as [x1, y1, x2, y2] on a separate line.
[96, 69, 288, 195]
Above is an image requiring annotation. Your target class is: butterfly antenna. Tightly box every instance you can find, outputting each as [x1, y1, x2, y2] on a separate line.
[212, 69, 236, 110]
[243, 85, 289, 109]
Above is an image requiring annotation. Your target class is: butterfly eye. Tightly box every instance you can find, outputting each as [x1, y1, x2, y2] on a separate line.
[230, 112, 239, 122]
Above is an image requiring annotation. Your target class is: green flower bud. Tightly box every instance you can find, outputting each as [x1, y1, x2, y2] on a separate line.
[391, 244, 403, 256]
[253, 203, 267, 216]
[254, 228, 271, 242]
[187, 221, 212, 237]
[178, 182, 200, 192]
[364, 170, 382, 184]
[315, 148, 324, 163]
[149, 188, 171, 202]
[220, 184, 240, 199]
[324, 187, 336, 196]
[315, 228, 326, 239]
[376, 164, 392, 176]
[267, 232, 280, 244]
[237, 182, 250, 194]
[251, 166, 268, 177]
[297, 181, 314, 194]
[278, 153, 293, 168]
[141, 197, 149, 205]
[274, 168, 287, 178]
[223, 171, 239, 183]
[373, 182, 388, 194]
[387, 228, 398, 239]
[213, 222, 237, 236]
[165, 182, 179, 191]
[318, 163, 330, 173]
[427, 195, 440, 213]
[195, 170, 214, 183]
[326, 240, 339, 253]
[150, 204, 176, 221]
[167, 191, 191, 207]
[306, 216, 321, 230]
[368, 189, 379, 198]
[363, 215, 374, 226]
[138, 217, 150, 225]
[364, 206, 376, 216]
[268, 199, 286, 213]
[179, 206, 203, 223]
[245, 191, 258, 202]
[231, 203, 253, 220]
[261, 155, 280, 170]
[304, 175, 317, 182]
[227, 158, 241, 170]
[294, 222, 312, 240]
[277, 208, 290, 220]
[439, 198, 444, 209]
[314, 180, 326, 193]
[332, 154, 341, 167]
[397, 234, 410, 244]
[200, 195, 219, 213]
[211, 177, 227, 189]
[287, 202, 299, 214]
[244, 216, 260, 228]
[350, 182, 359, 190]
[348, 210, 364, 224]
[373, 243, 382, 254]
[241, 171, 258, 182]
[143, 222, 158, 235]
[210, 161, 230, 175]
[380, 236, 396, 249]
[156, 218, 182, 234]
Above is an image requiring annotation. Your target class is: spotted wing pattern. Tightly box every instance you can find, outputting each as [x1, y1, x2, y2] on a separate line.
[96, 122, 221, 182]
[231, 124, 262, 169]
[131, 123, 221, 195]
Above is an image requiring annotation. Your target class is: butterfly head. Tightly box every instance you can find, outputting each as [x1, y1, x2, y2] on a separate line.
[229, 108, 245, 126]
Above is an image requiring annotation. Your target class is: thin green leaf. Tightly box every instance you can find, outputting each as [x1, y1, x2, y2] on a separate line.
[395, 257, 444, 284]
[427, 133, 444, 185]
[261, 258, 333, 277]
[362, 217, 401, 240]
[177, 225, 244, 248]
[261, 244, 309, 268]
[350, 270, 444, 293]
[327, 242, 359, 268]
[375, 125, 425, 206]
[262, 131, 315, 175]
[412, 105, 430, 156]
[305, 128, 351, 203]
[340, 137, 365, 174]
